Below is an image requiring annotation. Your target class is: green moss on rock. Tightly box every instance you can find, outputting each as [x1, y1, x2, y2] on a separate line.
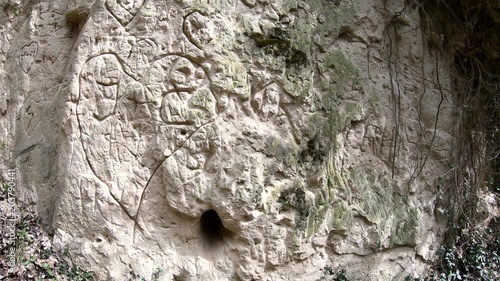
[317, 50, 360, 106]
[342, 170, 419, 247]
[331, 201, 353, 233]
[278, 185, 310, 229]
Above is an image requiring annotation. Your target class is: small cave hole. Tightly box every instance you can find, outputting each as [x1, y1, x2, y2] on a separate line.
[180, 129, 187, 136]
[199, 209, 225, 248]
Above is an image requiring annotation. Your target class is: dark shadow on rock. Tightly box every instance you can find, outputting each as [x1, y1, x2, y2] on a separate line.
[199, 209, 231, 250]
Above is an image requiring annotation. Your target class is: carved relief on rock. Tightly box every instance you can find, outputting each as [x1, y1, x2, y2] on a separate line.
[32, 3, 64, 37]
[149, 56, 217, 127]
[76, 45, 226, 217]
[266, 225, 288, 266]
[183, 11, 214, 49]
[105, 0, 145, 26]
[77, 54, 144, 213]
[210, 55, 250, 98]
[19, 42, 38, 74]
[21, 99, 40, 136]
[162, 123, 223, 215]
[79, 54, 121, 121]
[247, 82, 301, 141]
[215, 93, 242, 120]
[124, 81, 157, 120]
[252, 82, 281, 122]
[117, 37, 157, 79]
[73, 5, 305, 254]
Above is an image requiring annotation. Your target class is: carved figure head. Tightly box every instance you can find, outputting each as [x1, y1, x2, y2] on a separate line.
[169, 58, 205, 91]
[264, 83, 280, 107]
[184, 12, 213, 49]
[252, 91, 263, 112]
[94, 55, 120, 85]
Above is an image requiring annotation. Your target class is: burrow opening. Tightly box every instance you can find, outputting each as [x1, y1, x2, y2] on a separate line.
[199, 209, 226, 248]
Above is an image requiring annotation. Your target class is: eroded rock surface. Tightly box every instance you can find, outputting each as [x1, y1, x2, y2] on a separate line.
[0, 0, 458, 280]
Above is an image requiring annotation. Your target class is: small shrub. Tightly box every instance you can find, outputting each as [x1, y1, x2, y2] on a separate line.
[317, 265, 351, 281]
[59, 262, 94, 281]
[430, 219, 499, 280]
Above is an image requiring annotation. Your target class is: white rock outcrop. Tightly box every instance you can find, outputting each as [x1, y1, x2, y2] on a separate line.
[1, 0, 458, 280]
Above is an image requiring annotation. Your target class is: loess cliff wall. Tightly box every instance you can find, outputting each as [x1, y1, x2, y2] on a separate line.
[1, 0, 496, 280]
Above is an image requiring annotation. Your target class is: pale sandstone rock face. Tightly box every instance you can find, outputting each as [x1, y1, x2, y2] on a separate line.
[1, 0, 457, 280]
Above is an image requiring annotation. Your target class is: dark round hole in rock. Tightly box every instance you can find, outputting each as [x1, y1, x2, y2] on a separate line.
[200, 209, 225, 248]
